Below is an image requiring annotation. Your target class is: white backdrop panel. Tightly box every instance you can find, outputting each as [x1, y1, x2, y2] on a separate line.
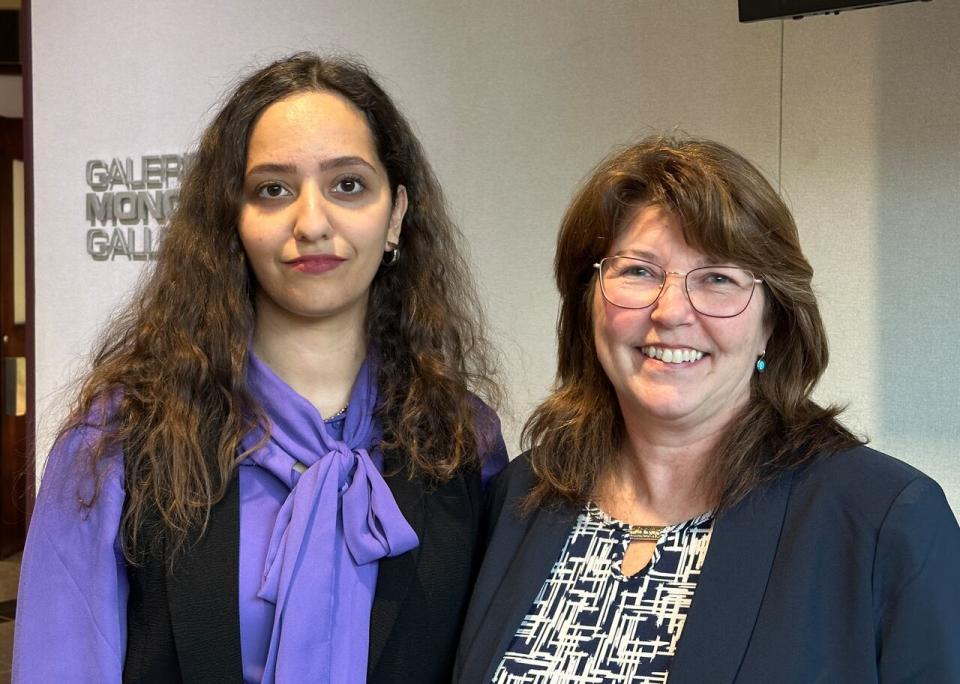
[35, 1, 957, 514]
[31, 0, 779, 476]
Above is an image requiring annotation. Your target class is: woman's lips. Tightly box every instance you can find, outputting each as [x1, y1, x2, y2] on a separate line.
[287, 254, 346, 274]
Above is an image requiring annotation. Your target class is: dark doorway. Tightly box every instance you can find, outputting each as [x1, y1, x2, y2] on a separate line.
[0, 115, 26, 558]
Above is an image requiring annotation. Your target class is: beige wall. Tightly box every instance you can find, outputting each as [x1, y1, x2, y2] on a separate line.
[29, 0, 958, 511]
[782, 1, 960, 502]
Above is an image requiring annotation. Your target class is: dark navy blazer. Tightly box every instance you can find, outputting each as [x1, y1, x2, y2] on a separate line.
[455, 447, 960, 683]
[123, 458, 488, 684]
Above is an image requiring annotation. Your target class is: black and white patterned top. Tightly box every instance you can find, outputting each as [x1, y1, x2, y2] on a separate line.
[493, 503, 714, 683]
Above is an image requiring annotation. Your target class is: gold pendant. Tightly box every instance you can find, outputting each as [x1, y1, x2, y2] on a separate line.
[629, 525, 665, 542]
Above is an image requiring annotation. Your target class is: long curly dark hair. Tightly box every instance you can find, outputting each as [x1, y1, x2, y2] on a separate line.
[66, 53, 500, 561]
[523, 136, 860, 512]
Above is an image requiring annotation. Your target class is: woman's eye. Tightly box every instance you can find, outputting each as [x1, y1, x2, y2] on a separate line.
[704, 273, 731, 285]
[619, 265, 657, 280]
[334, 177, 365, 195]
[256, 183, 291, 199]
[694, 268, 749, 289]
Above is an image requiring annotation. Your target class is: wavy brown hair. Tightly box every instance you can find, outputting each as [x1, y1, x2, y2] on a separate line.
[65, 53, 500, 561]
[523, 136, 860, 512]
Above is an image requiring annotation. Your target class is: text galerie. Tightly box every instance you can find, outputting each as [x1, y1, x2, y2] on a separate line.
[84, 154, 191, 261]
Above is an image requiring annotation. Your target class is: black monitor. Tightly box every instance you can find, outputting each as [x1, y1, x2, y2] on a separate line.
[739, 0, 932, 22]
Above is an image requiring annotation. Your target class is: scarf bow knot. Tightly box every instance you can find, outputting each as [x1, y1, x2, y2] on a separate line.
[243, 355, 418, 683]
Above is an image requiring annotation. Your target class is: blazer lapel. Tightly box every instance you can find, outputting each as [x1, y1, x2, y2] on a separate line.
[160, 462, 429, 680]
[667, 472, 794, 684]
[461, 503, 579, 684]
[166, 472, 244, 683]
[368, 464, 426, 673]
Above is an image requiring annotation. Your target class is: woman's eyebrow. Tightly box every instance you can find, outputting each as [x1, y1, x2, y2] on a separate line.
[245, 162, 297, 177]
[616, 249, 731, 268]
[617, 248, 660, 261]
[317, 156, 376, 172]
[245, 156, 376, 177]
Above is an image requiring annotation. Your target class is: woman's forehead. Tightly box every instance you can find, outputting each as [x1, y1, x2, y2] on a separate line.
[609, 202, 747, 265]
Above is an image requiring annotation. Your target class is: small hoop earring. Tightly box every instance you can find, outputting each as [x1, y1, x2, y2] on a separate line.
[383, 246, 399, 266]
[756, 352, 766, 373]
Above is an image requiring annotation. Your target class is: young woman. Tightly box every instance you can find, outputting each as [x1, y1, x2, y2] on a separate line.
[15, 53, 506, 684]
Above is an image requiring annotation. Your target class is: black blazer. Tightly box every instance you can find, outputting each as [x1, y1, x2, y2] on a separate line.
[455, 447, 960, 683]
[124, 459, 486, 683]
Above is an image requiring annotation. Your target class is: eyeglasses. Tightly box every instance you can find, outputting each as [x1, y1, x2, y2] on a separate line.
[593, 256, 762, 318]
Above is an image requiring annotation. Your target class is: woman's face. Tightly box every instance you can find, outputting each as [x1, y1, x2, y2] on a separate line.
[238, 90, 406, 326]
[592, 204, 770, 435]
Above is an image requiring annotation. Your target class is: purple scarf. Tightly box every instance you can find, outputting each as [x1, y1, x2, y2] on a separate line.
[242, 353, 419, 683]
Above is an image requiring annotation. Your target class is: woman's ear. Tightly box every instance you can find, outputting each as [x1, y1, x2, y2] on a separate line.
[388, 185, 408, 245]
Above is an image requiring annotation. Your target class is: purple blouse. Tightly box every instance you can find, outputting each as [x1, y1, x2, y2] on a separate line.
[13, 356, 507, 683]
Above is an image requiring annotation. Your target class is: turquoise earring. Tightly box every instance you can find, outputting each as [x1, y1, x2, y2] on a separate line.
[756, 352, 766, 373]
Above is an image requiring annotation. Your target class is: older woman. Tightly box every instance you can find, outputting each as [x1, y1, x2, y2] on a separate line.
[456, 137, 960, 683]
[15, 54, 505, 683]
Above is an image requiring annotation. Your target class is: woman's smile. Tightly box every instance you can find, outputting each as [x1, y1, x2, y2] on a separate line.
[639, 345, 706, 365]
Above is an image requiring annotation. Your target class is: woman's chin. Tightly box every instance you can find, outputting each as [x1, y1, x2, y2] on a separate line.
[620, 390, 699, 426]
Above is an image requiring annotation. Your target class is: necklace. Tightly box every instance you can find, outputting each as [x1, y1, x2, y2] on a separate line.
[587, 502, 666, 542]
[327, 404, 349, 420]
[628, 525, 667, 542]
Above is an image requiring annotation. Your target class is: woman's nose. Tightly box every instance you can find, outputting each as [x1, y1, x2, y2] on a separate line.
[292, 185, 332, 241]
[650, 275, 696, 325]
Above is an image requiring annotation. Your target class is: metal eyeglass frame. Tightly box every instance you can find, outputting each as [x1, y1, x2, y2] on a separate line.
[593, 256, 764, 318]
